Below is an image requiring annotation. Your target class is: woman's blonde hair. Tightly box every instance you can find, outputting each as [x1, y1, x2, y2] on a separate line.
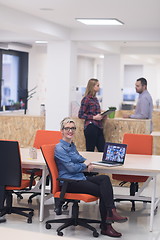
[84, 78, 99, 97]
[60, 117, 76, 130]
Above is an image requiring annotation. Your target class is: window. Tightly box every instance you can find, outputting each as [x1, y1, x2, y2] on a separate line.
[0, 49, 28, 111]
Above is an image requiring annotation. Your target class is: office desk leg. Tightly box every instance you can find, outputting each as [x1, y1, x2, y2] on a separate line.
[150, 176, 156, 232]
[39, 166, 47, 222]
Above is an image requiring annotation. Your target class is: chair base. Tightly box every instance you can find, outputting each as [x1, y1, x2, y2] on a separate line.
[0, 206, 34, 223]
[114, 198, 151, 211]
[46, 201, 101, 237]
[15, 175, 50, 203]
[114, 182, 151, 211]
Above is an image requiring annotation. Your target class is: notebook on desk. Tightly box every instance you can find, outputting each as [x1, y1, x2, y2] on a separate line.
[92, 142, 127, 167]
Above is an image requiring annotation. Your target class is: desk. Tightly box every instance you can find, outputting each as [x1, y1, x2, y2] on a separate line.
[80, 151, 160, 232]
[20, 148, 49, 222]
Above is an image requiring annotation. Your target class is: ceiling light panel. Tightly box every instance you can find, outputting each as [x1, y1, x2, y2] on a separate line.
[76, 18, 124, 26]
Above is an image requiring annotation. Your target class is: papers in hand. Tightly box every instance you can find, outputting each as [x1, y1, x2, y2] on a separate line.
[100, 110, 115, 117]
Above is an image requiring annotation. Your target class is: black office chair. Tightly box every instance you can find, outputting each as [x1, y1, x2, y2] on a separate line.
[16, 130, 62, 204]
[0, 140, 34, 223]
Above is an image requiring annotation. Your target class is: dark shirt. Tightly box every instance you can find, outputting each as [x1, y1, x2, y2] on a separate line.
[78, 95, 102, 129]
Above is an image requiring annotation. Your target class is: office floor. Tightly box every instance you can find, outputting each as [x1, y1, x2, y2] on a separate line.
[1, 177, 160, 240]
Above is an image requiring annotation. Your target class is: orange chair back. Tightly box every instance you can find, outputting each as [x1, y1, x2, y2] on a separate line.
[112, 133, 153, 182]
[123, 133, 153, 155]
[41, 144, 99, 203]
[33, 130, 62, 149]
[41, 144, 60, 194]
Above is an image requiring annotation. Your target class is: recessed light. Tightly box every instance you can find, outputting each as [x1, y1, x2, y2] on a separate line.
[40, 8, 54, 11]
[76, 18, 124, 26]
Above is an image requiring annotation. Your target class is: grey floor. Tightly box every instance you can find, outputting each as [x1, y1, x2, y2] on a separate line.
[1, 176, 160, 240]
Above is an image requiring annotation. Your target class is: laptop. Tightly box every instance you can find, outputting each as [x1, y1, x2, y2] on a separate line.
[92, 142, 127, 167]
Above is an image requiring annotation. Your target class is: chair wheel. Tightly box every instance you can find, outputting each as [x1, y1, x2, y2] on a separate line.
[46, 223, 51, 229]
[28, 199, 32, 204]
[57, 231, 63, 236]
[29, 211, 34, 217]
[17, 195, 23, 200]
[93, 231, 99, 237]
[27, 218, 32, 223]
[62, 204, 68, 210]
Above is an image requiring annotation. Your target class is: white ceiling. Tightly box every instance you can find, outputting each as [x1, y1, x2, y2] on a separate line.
[0, 0, 160, 62]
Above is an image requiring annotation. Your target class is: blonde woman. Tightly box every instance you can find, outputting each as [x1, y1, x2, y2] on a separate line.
[78, 78, 105, 152]
[55, 117, 127, 237]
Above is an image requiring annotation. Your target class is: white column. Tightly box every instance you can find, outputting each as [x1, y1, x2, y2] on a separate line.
[28, 45, 47, 116]
[46, 41, 77, 130]
[102, 54, 122, 110]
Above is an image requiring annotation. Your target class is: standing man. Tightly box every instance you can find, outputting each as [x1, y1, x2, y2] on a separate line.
[123, 77, 153, 131]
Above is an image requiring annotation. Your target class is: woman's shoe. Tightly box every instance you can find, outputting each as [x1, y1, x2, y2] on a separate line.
[101, 224, 122, 238]
[106, 208, 128, 223]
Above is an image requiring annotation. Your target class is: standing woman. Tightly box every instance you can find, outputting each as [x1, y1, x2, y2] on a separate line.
[78, 78, 105, 152]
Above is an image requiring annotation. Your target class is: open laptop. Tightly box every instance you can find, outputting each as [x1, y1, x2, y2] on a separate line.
[92, 142, 127, 167]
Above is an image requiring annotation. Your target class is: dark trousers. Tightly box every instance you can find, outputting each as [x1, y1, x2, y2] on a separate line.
[0, 186, 5, 212]
[66, 175, 115, 224]
[84, 124, 105, 152]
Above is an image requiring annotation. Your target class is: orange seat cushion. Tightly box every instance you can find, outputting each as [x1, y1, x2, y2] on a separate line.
[112, 174, 148, 183]
[54, 192, 98, 203]
[6, 179, 36, 190]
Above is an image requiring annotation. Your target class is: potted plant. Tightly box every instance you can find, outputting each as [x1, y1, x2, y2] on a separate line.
[108, 107, 117, 118]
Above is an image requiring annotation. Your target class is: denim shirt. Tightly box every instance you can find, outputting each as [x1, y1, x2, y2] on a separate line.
[55, 139, 87, 181]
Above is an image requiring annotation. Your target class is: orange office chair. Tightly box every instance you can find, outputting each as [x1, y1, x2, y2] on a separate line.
[33, 130, 62, 149]
[0, 140, 34, 223]
[112, 133, 153, 211]
[41, 144, 101, 237]
[17, 130, 62, 203]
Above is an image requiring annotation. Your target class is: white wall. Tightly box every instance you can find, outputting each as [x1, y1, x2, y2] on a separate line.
[103, 54, 122, 110]
[156, 63, 160, 104]
[143, 64, 158, 104]
[45, 41, 77, 130]
[77, 56, 94, 86]
[28, 44, 47, 115]
[123, 65, 143, 101]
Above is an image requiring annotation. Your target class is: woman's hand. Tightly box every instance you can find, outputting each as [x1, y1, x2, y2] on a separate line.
[93, 114, 103, 121]
[84, 159, 91, 166]
[87, 163, 94, 172]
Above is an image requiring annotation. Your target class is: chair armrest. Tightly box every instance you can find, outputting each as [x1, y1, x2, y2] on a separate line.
[26, 168, 41, 189]
[25, 168, 41, 175]
[57, 177, 83, 200]
[54, 178, 84, 215]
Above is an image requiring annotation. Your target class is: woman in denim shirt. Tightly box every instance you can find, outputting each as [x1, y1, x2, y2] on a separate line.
[55, 117, 127, 238]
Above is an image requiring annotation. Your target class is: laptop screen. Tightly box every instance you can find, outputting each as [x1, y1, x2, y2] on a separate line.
[102, 142, 127, 164]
